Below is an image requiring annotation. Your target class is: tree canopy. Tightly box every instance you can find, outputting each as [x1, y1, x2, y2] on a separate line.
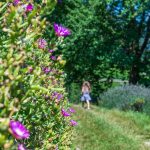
[51, 0, 150, 94]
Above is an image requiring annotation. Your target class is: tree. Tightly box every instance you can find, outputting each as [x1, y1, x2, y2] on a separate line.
[50, 0, 150, 95]
[108, 0, 150, 84]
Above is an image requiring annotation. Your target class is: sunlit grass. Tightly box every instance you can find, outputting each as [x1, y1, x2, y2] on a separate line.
[72, 105, 150, 150]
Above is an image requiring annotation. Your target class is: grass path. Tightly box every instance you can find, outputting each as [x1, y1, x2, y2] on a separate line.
[72, 105, 150, 150]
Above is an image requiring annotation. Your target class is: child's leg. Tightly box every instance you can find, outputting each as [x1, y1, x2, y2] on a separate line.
[82, 101, 84, 108]
[86, 100, 90, 109]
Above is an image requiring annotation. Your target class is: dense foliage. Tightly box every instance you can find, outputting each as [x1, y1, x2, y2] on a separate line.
[51, 0, 150, 97]
[0, 1, 76, 149]
[101, 85, 150, 114]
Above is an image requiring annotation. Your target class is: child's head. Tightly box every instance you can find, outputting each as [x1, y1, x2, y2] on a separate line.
[82, 81, 91, 90]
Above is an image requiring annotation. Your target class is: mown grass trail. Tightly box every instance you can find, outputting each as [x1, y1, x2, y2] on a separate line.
[72, 105, 150, 150]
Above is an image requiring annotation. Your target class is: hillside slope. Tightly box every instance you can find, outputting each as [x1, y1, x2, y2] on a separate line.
[72, 105, 150, 150]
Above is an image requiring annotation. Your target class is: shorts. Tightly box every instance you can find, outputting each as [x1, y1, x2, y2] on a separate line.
[81, 93, 91, 102]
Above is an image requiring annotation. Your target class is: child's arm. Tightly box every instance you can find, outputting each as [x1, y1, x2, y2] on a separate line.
[81, 87, 84, 94]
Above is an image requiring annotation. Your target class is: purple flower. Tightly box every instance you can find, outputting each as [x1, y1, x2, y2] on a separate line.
[26, 4, 33, 12]
[53, 23, 71, 37]
[70, 120, 77, 126]
[18, 144, 26, 150]
[51, 92, 63, 101]
[61, 109, 70, 117]
[51, 91, 58, 99]
[43, 67, 51, 74]
[28, 66, 33, 73]
[53, 91, 58, 96]
[57, 94, 63, 101]
[37, 38, 47, 49]
[50, 56, 56, 60]
[13, 0, 20, 5]
[49, 49, 54, 53]
[9, 120, 30, 139]
[69, 108, 75, 113]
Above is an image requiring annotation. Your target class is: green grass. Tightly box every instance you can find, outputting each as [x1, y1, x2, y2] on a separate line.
[72, 105, 150, 150]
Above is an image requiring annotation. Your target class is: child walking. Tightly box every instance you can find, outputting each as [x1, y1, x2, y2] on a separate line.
[81, 81, 91, 109]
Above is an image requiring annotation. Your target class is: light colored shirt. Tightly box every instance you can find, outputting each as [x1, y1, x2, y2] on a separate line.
[82, 86, 90, 93]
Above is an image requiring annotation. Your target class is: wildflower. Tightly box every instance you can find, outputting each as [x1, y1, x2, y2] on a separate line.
[43, 67, 51, 74]
[26, 4, 33, 12]
[53, 23, 71, 37]
[50, 56, 56, 60]
[28, 66, 33, 73]
[18, 144, 26, 150]
[37, 38, 47, 49]
[51, 91, 57, 99]
[57, 93, 63, 101]
[70, 120, 77, 126]
[61, 109, 70, 117]
[13, 0, 20, 5]
[49, 49, 54, 53]
[51, 92, 63, 101]
[69, 108, 75, 113]
[9, 120, 30, 139]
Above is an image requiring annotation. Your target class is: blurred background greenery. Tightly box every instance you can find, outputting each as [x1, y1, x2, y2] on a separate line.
[50, 0, 150, 106]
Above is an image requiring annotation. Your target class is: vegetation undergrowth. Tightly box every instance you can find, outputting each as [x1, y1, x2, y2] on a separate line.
[101, 85, 150, 115]
[72, 105, 150, 150]
[0, 1, 76, 149]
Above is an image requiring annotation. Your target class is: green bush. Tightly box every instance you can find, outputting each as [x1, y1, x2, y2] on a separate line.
[100, 85, 150, 115]
[68, 83, 81, 104]
[0, 1, 75, 149]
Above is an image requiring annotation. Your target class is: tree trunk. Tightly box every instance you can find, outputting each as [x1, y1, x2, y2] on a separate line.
[129, 62, 140, 84]
[129, 14, 150, 85]
[129, 47, 141, 84]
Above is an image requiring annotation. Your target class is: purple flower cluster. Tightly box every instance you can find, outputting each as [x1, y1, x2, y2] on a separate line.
[26, 4, 33, 12]
[43, 67, 51, 74]
[53, 23, 71, 37]
[14, 1, 34, 12]
[57, 94, 63, 101]
[37, 38, 47, 49]
[18, 144, 26, 150]
[49, 49, 54, 53]
[13, 0, 20, 5]
[50, 55, 56, 60]
[28, 66, 33, 73]
[61, 109, 70, 117]
[48, 49, 57, 62]
[9, 120, 30, 149]
[70, 120, 77, 126]
[52, 92, 63, 101]
[69, 108, 75, 113]
[61, 107, 77, 126]
[9, 120, 30, 139]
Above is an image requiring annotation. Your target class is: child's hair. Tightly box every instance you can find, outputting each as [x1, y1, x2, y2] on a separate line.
[82, 81, 91, 91]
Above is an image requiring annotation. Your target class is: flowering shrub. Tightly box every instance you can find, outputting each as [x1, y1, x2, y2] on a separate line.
[101, 85, 150, 114]
[0, 0, 76, 149]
